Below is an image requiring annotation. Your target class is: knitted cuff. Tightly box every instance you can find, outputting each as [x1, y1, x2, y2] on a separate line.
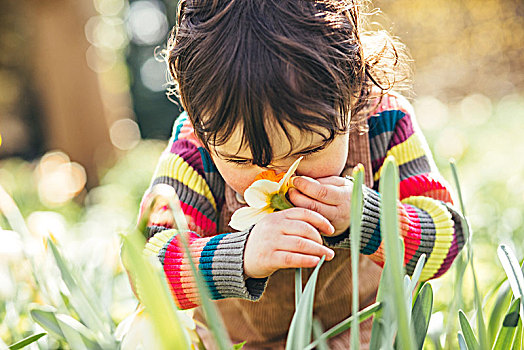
[359, 187, 382, 254]
[145, 228, 268, 309]
[322, 186, 381, 249]
[199, 230, 268, 301]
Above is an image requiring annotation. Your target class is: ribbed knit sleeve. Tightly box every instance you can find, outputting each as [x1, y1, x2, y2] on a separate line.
[323, 94, 466, 281]
[137, 112, 267, 309]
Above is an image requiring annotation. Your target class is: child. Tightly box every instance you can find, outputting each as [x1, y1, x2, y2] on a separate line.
[138, 0, 465, 348]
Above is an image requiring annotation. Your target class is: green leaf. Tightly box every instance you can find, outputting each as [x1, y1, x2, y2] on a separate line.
[121, 231, 191, 350]
[305, 302, 382, 350]
[233, 341, 247, 349]
[55, 314, 100, 350]
[46, 239, 115, 348]
[350, 164, 364, 350]
[458, 332, 469, 350]
[492, 298, 521, 350]
[450, 161, 487, 349]
[511, 319, 522, 350]
[379, 157, 416, 350]
[151, 184, 233, 350]
[459, 310, 479, 350]
[370, 262, 394, 348]
[8, 333, 46, 350]
[286, 256, 326, 350]
[312, 319, 329, 350]
[30, 306, 65, 339]
[409, 254, 427, 296]
[29, 306, 100, 349]
[411, 283, 433, 350]
[488, 282, 512, 346]
[295, 268, 302, 309]
[498, 245, 524, 320]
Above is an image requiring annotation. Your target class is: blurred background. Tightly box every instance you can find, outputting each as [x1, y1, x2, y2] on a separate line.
[0, 0, 523, 347]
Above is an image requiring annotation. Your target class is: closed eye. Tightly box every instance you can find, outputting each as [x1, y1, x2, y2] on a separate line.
[224, 158, 252, 165]
[295, 145, 326, 157]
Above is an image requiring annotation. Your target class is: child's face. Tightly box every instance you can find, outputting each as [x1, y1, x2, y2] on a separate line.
[209, 123, 349, 195]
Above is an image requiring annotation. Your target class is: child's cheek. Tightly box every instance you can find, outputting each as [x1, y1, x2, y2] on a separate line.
[212, 158, 260, 195]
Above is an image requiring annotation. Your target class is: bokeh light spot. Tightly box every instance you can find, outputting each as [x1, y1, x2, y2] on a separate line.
[126, 1, 168, 46]
[110, 119, 141, 151]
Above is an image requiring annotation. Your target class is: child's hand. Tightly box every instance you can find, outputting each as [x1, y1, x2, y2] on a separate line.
[243, 208, 335, 279]
[288, 176, 353, 236]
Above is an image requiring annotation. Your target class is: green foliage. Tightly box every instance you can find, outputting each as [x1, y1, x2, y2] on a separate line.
[7, 332, 46, 350]
[492, 298, 521, 350]
[411, 283, 433, 349]
[4, 139, 524, 349]
[121, 230, 191, 350]
[350, 164, 365, 349]
[286, 256, 326, 350]
[373, 157, 416, 349]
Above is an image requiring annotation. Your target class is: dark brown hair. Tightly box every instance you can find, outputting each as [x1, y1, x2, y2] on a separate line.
[165, 0, 412, 167]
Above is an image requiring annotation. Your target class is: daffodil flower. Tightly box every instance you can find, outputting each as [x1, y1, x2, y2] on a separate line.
[229, 157, 302, 231]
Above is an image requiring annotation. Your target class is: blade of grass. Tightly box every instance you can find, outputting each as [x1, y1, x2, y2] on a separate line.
[150, 184, 233, 350]
[458, 332, 468, 350]
[47, 239, 115, 348]
[286, 256, 326, 350]
[379, 156, 416, 350]
[510, 319, 522, 350]
[30, 306, 99, 349]
[350, 164, 365, 350]
[147, 184, 233, 350]
[121, 230, 191, 350]
[370, 261, 394, 348]
[498, 245, 524, 319]
[295, 268, 302, 309]
[312, 319, 329, 350]
[459, 310, 479, 350]
[30, 306, 65, 340]
[488, 282, 512, 346]
[8, 333, 46, 350]
[0, 183, 31, 238]
[304, 302, 382, 350]
[55, 314, 100, 350]
[409, 254, 426, 296]
[450, 161, 487, 349]
[492, 298, 521, 350]
[411, 282, 433, 350]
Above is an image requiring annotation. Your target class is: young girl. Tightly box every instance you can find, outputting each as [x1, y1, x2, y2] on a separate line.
[138, 0, 465, 348]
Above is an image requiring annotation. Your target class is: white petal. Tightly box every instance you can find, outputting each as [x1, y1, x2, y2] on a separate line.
[229, 206, 272, 231]
[278, 156, 303, 190]
[244, 180, 280, 208]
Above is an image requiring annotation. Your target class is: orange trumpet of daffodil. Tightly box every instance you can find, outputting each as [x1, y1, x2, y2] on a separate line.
[229, 157, 302, 231]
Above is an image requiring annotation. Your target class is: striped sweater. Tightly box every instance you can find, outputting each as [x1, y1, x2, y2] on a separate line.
[139, 92, 465, 310]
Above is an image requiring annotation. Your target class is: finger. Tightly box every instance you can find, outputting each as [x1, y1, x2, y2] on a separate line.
[280, 219, 323, 244]
[277, 235, 335, 261]
[288, 189, 339, 222]
[282, 207, 335, 236]
[316, 176, 352, 187]
[271, 251, 321, 270]
[292, 176, 344, 205]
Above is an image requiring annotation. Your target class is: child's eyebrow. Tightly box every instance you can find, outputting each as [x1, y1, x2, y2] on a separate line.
[216, 144, 326, 160]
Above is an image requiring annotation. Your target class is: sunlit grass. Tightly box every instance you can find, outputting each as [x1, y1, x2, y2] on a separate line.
[1, 136, 524, 348]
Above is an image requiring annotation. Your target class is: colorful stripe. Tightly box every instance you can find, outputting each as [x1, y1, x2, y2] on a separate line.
[326, 93, 466, 282]
[137, 91, 466, 312]
[155, 152, 217, 210]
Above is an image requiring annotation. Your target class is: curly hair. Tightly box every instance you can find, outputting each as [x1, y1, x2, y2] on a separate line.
[165, 0, 412, 167]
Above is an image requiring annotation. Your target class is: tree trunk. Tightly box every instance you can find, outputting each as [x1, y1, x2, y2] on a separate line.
[25, 0, 114, 187]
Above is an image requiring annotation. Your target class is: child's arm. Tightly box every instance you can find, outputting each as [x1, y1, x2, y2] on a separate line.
[133, 113, 334, 309]
[292, 94, 466, 281]
[134, 113, 266, 309]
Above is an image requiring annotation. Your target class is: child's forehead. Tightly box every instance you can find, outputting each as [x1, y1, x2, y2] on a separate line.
[214, 121, 325, 160]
